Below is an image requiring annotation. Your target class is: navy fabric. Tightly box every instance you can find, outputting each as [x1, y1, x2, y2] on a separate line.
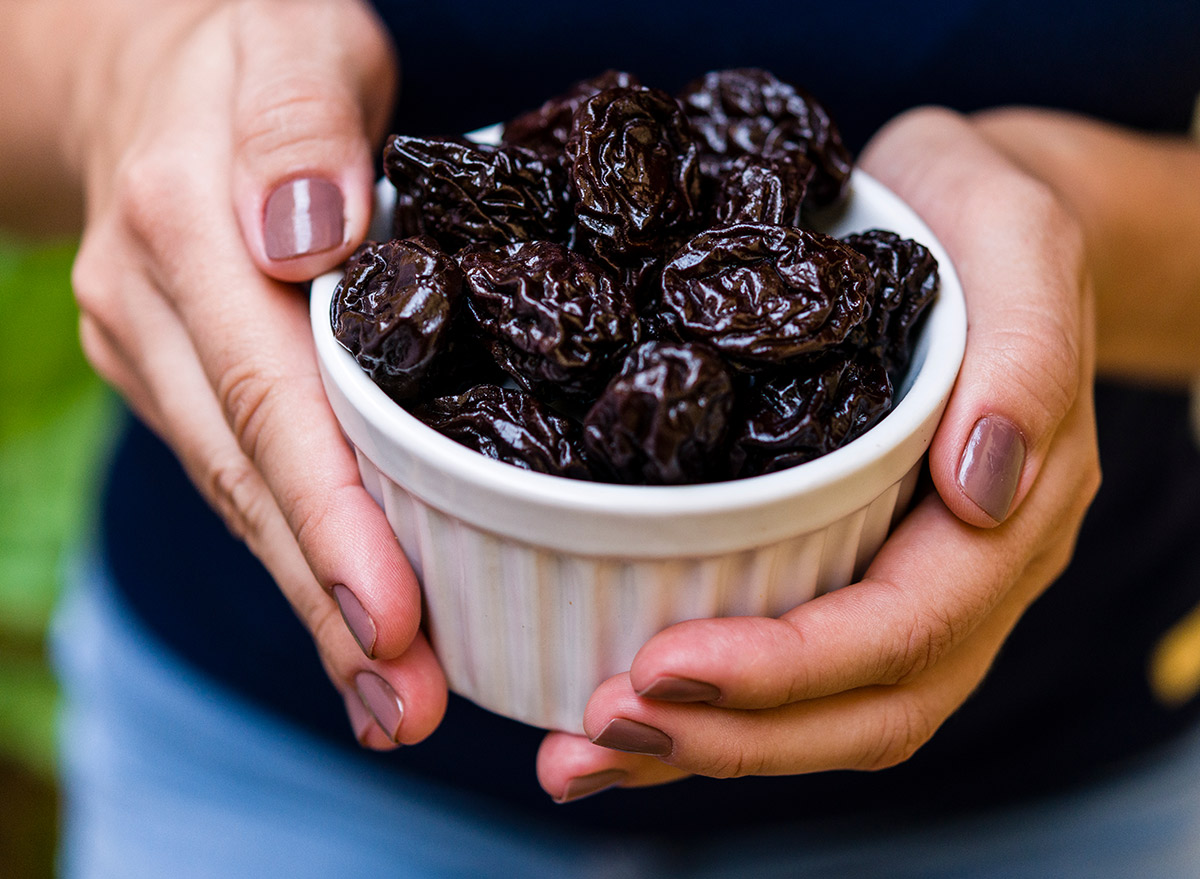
[100, 0, 1200, 837]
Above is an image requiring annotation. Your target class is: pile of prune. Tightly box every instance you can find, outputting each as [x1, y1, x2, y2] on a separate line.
[331, 68, 939, 485]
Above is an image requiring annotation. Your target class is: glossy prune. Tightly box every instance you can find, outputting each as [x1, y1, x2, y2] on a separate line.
[660, 224, 873, 366]
[457, 240, 640, 400]
[583, 341, 734, 484]
[331, 237, 463, 401]
[843, 229, 940, 383]
[678, 68, 852, 207]
[566, 86, 702, 266]
[410, 384, 591, 479]
[503, 70, 642, 156]
[731, 351, 893, 476]
[712, 153, 814, 226]
[383, 135, 570, 252]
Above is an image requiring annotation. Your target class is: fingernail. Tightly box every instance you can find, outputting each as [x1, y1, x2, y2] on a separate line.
[591, 718, 673, 757]
[637, 676, 722, 703]
[957, 415, 1026, 523]
[333, 584, 377, 659]
[555, 769, 628, 804]
[263, 177, 343, 259]
[355, 671, 404, 744]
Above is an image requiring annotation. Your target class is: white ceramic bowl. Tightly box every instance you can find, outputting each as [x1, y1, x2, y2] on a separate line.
[311, 164, 966, 733]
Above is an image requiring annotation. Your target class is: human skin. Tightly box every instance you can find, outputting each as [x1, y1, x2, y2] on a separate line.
[2, 0, 1196, 801]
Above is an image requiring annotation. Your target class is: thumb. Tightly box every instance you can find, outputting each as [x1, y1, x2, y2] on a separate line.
[230, 0, 397, 283]
[860, 107, 1090, 527]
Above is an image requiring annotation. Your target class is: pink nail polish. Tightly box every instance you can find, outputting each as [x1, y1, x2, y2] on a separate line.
[355, 671, 404, 744]
[263, 177, 343, 260]
[590, 718, 673, 757]
[332, 584, 377, 659]
[957, 415, 1026, 522]
[555, 769, 628, 804]
[638, 676, 722, 703]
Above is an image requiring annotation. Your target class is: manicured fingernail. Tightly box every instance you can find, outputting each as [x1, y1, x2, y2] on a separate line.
[638, 676, 722, 703]
[332, 584, 377, 659]
[555, 769, 628, 804]
[355, 671, 404, 744]
[957, 415, 1026, 523]
[263, 177, 343, 259]
[591, 718, 673, 757]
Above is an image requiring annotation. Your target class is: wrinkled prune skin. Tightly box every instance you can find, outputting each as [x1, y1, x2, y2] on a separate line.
[566, 86, 702, 267]
[383, 135, 570, 252]
[843, 229, 940, 383]
[583, 341, 735, 484]
[458, 240, 641, 400]
[331, 237, 464, 401]
[731, 351, 893, 476]
[713, 153, 814, 226]
[660, 224, 873, 367]
[503, 70, 642, 156]
[678, 68, 852, 207]
[410, 384, 591, 479]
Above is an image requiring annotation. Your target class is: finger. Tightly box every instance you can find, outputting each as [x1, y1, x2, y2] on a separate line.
[114, 40, 422, 665]
[536, 730, 689, 803]
[230, 0, 397, 281]
[76, 240, 449, 744]
[859, 107, 1088, 526]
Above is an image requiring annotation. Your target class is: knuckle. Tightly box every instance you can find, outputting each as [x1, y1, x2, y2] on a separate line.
[205, 456, 271, 545]
[875, 585, 961, 685]
[858, 696, 938, 771]
[216, 360, 277, 462]
[236, 79, 361, 163]
[111, 150, 191, 248]
[697, 744, 761, 780]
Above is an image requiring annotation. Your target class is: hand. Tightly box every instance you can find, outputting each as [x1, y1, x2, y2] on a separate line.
[69, 0, 447, 747]
[536, 106, 1101, 802]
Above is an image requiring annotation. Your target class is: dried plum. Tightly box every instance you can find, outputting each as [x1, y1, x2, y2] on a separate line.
[458, 240, 641, 400]
[566, 86, 702, 266]
[660, 224, 873, 366]
[383, 135, 570, 252]
[410, 384, 591, 479]
[843, 229, 939, 383]
[503, 70, 642, 156]
[331, 237, 463, 401]
[731, 351, 893, 476]
[583, 341, 734, 484]
[678, 68, 852, 207]
[712, 152, 814, 226]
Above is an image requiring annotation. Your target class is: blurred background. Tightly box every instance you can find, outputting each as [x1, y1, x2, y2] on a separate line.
[0, 236, 115, 878]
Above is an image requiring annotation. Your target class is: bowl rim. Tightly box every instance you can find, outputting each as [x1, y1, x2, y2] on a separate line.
[310, 169, 966, 546]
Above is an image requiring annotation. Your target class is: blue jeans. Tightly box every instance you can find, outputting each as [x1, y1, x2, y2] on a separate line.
[52, 554, 1200, 878]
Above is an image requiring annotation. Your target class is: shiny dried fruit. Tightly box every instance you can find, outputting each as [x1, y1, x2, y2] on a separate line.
[731, 351, 893, 476]
[331, 237, 463, 401]
[383, 135, 570, 252]
[458, 240, 641, 400]
[503, 70, 642, 156]
[678, 68, 852, 207]
[712, 153, 814, 226]
[410, 384, 591, 479]
[583, 341, 735, 484]
[843, 229, 940, 383]
[660, 224, 873, 366]
[566, 86, 702, 266]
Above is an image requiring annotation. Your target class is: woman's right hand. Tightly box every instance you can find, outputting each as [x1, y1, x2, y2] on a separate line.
[68, 0, 447, 748]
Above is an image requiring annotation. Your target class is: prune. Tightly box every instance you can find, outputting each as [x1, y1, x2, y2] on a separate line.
[457, 240, 641, 400]
[712, 153, 814, 226]
[410, 384, 591, 479]
[583, 341, 734, 484]
[843, 229, 939, 383]
[566, 86, 702, 267]
[503, 70, 642, 156]
[660, 224, 873, 366]
[383, 135, 570, 252]
[678, 68, 852, 207]
[731, 351, 893, 476]
[331, 237, 463, 401]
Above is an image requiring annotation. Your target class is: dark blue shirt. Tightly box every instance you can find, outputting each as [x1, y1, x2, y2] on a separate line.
[102, 0, 1200, 836]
